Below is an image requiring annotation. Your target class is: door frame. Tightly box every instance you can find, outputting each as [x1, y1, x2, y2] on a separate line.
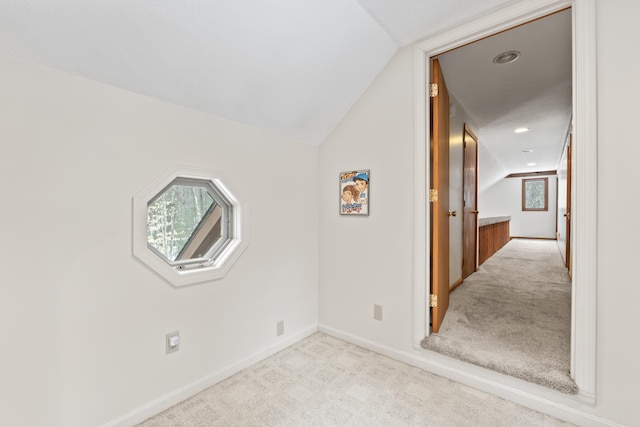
[412, 0, 597, 401]
[462, 124, 479, 280]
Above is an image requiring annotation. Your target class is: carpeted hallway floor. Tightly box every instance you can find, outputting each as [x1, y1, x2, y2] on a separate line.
[139, 333, 574, 426]
[421, 238, 577, 394]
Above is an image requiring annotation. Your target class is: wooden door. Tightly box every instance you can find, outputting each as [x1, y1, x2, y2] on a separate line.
[566, 135, 572, 276]
[557, 133, 572, 273]
[430, 58, 450, 333]
[462, 125, 478, 279]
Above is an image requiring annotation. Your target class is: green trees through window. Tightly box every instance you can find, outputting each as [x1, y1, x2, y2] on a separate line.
[147, 184, 217, 262]
[522, 177, 548, 211]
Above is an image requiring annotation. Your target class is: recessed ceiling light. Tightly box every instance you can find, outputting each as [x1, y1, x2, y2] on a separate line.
[515, 127, 530, 133]
[527, 162, 537, 166]
[493, 50, 521, 65]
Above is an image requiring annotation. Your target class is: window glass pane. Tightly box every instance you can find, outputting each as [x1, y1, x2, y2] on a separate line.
[133, 167, 248, 286]
[523, 178, 548, 211]
[525, 181, 545, 209]
[147, 184, 219, 262]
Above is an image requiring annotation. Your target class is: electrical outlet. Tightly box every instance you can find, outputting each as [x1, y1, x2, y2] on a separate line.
[374, 304, 383, 321]
[277, 320, 284, 337]
[166, 331, 180, 354]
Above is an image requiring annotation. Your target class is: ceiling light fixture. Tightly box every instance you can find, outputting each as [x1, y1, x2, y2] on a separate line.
[522, 149, 533, 153]
[527, 162, 537, 166]
[514, 127, 529, 133]
[493, 50, 521, 65]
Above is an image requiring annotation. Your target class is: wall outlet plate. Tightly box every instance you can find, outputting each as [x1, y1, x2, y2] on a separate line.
[374, 304, 383, 321]
[277, 320, 284, 337]
[166, 331, 180, 354]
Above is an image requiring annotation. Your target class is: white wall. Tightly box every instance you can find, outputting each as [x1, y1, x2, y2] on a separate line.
[478, 136, 508, 195]
[319, 46, 415, 350]
[319, 1, 640, 425]
[595, 0, 640, 421]
[0, 54, 319, 427]
[480, 176, 558, 239]
[2, 1, 639, 426]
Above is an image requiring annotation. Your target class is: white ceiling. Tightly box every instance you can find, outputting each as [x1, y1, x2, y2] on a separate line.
[0, 1, 570, 176]
[438, 9, 572, 175]
[0, 0, 514, 145]
[356, 0, 514, 46]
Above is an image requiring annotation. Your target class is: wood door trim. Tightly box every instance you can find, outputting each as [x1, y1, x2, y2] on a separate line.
[462, 124, 479, 278]
[463, 123, 478, 142]
[450, 277, 464, 292]
[565, 135, 572, 275]
[510, 236, 557, 240]
[506, 170, 557, 178]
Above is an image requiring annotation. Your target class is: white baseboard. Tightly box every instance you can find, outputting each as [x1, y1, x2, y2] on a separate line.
[102, 323, 318, 427]
[318, 324, 622, 427]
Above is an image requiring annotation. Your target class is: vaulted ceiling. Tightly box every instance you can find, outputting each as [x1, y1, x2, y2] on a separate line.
[0, 0, 514, 145]
[0, 1, 572, 178]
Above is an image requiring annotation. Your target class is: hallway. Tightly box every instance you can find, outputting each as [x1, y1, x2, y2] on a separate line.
[421, 239, 576, 394]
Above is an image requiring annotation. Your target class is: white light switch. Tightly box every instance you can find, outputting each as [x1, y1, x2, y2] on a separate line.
[166, 331, 180, 354]
[168, 335, 180, 348]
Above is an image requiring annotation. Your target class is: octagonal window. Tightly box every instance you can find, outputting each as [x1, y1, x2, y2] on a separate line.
[133, 166, 249, 287]
[147, 178, 229, 267]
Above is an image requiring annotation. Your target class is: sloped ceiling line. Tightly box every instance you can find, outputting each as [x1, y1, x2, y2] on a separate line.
[0, 0, 518, 145]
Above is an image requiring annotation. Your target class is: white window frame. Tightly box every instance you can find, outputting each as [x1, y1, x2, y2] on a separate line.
[133, 164, 249, 287]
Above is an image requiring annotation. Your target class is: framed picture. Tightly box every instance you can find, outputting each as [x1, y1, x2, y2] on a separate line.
[339, 170, 369, 216]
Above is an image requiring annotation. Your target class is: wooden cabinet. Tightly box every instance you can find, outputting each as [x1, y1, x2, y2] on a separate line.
[478, 217, 510, 265]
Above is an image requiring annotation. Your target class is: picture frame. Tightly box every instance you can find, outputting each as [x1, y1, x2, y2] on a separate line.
[339, 169, 369, 216]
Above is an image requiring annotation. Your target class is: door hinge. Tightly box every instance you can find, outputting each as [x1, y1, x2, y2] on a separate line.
[429, 83, 438, 98]
[429, 294, 438, 308]
[429, 189, 438, 203]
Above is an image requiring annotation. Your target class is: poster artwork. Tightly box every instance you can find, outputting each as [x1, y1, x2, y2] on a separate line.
[339, 170, 369, 216]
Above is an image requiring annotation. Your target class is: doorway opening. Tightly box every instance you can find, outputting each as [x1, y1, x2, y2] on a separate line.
[412, 0, 596, 402]
[427, 9, 573, 392]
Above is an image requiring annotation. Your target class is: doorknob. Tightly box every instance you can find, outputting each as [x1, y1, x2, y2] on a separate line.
[448, 210, 457, 217]
[471, 210, 479, 214]
[564, 212, 570, 219]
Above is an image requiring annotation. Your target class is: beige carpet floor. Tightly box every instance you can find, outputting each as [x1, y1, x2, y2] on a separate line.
[421, 239, 576, 394]
[138, 333, 574, 426]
